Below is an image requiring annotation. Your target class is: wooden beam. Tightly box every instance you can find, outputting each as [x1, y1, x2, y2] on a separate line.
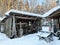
[48, 11, 60, 18]
[16, 23, 27, 25]
[1, 23, 4, 24]
[15, 16, 37, 20]
[12, 16, 17, 37]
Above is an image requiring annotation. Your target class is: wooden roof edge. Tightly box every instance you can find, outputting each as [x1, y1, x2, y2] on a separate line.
[5, 9, 43, 18]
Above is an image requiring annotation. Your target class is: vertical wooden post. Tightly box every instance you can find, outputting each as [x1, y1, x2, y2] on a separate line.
[9, 16, 12, 37]
[12, 16, 17, 38]
[59, 18, 60, 29]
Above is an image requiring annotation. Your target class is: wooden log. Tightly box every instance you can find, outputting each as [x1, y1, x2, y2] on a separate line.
[4, 17, 12, 38]
[12, 16, 17, 38]
[48, 11, 60, 18]
[15, 16, 36, 20]
[9, 16, 12, 37]
[16, 23, 27, 25]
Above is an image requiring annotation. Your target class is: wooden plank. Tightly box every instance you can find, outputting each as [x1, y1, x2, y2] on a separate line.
[15, 16, 37, 20]
[1, 23, 4, 24]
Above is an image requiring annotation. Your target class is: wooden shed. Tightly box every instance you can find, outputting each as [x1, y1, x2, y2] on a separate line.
[43, 6, 60, 33]
[1, 9, 42, 38]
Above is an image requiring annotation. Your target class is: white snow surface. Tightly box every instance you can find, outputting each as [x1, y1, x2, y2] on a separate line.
[43, 6, 60, 17]
[0, 32, 60, 45]
[36, 32, 50, 37]
[42, 26, 50, 32]
[0, 17, 3, 21]
[5, 6, 60, 18]
[36, 26, 50, 37]
[0, 6, 59, 21]
[5, 9, 43, 17]
[0, 16, 6, 21]
[0, 33, 9, 40]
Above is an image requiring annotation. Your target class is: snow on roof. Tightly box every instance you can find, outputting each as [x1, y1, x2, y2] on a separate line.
[0, 16, 6, 21]
[43, 6, 60, 17]
[5, 6, 60, 18]
[0, 17, 2, 21]
[5, 9, 43, 18]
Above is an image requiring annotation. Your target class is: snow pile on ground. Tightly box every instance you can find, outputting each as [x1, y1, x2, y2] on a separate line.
[50, 37, 59, 45]
[0, 33, 9, 41]
[0, 33, 48, 45]
[0, 32, 60, 45]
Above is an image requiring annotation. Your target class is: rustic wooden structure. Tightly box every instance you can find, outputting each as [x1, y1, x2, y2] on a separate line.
[0, 16, 8, 33]
[37, 6, 60, 42]
[45, 6, 60, 33]
[0, 6, 60, 38]
[0, 9, 42, 38]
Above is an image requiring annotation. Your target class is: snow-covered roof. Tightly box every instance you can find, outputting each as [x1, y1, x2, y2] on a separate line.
[43, 6, 60, 17]
[0, 16, 6, 21]
[0, 17, 2, 21]
[5, 6, 60, 19]
[5, 9, 43, 18]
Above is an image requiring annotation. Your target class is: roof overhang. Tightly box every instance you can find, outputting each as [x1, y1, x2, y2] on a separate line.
[5, 9, 43, 18]
[48, 9, 60, 18]
[0, 16, 7, 22]
[2, 6, 60, 22]
[43, 6, 60, 18]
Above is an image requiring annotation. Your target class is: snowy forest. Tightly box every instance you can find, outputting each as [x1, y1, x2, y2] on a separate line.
[0, 0, 58, 17]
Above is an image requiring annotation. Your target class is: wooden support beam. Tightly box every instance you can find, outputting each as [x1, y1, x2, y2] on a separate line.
[48, 11, 60, 18]
[16, 23, 27, 25]
[1, 23, 4, 24]
[15, 16, 37, 20]
[12, 16, 17, 37]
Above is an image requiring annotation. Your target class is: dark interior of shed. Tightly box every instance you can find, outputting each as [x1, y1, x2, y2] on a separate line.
[15, 16, 38, 37]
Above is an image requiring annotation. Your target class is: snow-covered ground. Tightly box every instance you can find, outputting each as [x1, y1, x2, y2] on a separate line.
[0, 32, 60, 45]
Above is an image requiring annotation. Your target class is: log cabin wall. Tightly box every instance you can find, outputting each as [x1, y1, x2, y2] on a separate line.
[2, 13, 42, 38]
[4, 16, 12, 38]
[0, 16, 13, 38]
[14, 14, 41, 37]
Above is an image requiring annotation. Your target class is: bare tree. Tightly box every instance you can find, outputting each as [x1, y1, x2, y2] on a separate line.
[0, 0, 58, 16]
[24, 0, 30, 12]
[29, 0, 38, 13]
[40, 0, 57, 14]
[18, 0, 24, 11]
[49, 0, 57, 8]
[35, 4, 41, 14]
